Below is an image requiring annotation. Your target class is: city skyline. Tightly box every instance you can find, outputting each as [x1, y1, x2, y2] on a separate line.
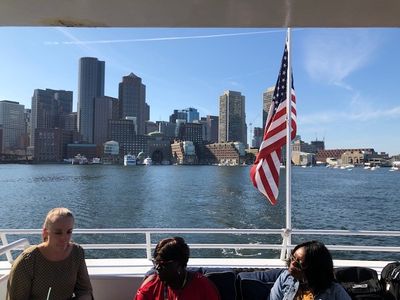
[1, 28, 399, 155]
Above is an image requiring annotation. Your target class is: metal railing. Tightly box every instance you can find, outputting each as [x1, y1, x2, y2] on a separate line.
[1, 228, 400, 263]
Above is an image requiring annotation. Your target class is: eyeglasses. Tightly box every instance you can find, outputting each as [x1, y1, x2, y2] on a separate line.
[151, 259, 175, 270]
[289, 254, 303, 270]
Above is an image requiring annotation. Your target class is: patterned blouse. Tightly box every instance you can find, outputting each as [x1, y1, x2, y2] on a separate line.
[7, 243, 93, 300]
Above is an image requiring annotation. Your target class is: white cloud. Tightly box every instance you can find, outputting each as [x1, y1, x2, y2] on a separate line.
[302, 30, 379, 87]
[299, 106, 400, 125]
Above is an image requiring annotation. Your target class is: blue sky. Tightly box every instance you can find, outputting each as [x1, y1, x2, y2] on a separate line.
[0, 28, 399, 155]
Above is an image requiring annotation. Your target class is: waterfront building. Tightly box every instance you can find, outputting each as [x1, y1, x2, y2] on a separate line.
[207, 115, 219, 143]
[219, 90, 247, 145]
[157, 121, 177, 139]
[24, 109, 31, 148]
[148, 132, 172, 164]
[108, 119, 149, 157]
[103, 140, 120, 164]
[311, 140, 325, 152]
[31, 89, 73, 151]
[200, 115, 219, 143]
[34, 128, 80, 161]
[292, 139, 313, 153]
[185, 107, 199, 123]
[341, 150, 364, 165]
[171, 140, 197, 164]
[104, 140, 119, 155]
[34, 128, 63, 161]
[316, 148, 374, 163]
[77, 57, 105, 143]
[364, 151, 391, 167]
[202, 142, 245, 165]
[64, 112, 78, 132]
[169, 109, 188, 123]
[0, 100, 26, 153]
[262, 86, 274, 128]
[292, 151, 315, 166]
[108, 119, 136, 143]
[145, 121, 159, 134]
[252, 127, 263, 148]
[118, 73, 148, 135]
[93, 96, 119, 146]
[177, 122, 203, 145]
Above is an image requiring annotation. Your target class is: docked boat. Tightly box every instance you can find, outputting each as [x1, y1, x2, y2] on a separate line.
[91, 157, 102, 164]
[143, 157, 152, 165]
[71, 154, 89, 165]
[123, 154, 137, 166]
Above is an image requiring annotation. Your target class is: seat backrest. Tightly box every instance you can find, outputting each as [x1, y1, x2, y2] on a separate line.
[237, 268, 284, 300]
[335, 267, 378, 282]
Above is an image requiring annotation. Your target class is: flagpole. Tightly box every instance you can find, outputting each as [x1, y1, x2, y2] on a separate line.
[285, 27, 292, 253]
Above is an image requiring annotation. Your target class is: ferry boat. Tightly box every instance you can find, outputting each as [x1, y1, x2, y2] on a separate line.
[124, 154, 137, 166]
[1, 1, 400, 300]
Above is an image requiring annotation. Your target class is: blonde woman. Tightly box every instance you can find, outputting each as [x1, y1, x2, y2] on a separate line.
[7, 207, 93, 300]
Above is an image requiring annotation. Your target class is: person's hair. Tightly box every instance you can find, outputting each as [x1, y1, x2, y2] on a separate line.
[153, 237, 190, 268]
[290, 240, 334, 294]
[42, 207, 74, 241]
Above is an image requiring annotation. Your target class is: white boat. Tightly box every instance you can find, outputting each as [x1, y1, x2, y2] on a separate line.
[91, 157, 101, 164]
[123, 154, 137, 166]
[71, 154, 89, 165]
[143, 157, 152, 165]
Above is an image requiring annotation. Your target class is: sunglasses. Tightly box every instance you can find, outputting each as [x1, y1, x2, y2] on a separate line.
[289, 254, 304, 270]
[151, 259, 175, 270]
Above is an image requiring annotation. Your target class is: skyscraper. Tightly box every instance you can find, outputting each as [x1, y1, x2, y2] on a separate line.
[31, 89, 73, 147]
[185, 107, 199, 123]
[218, 90, 246, 144]
[262, 86, 274, 128]
[118, 73, 148, 135]
[77, 57, 105, 143]
[0, 100, 25, 152]
[93, 96, 118, 145]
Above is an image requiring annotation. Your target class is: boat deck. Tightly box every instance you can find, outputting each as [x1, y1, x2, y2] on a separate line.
[0, 258, 392, 300]
[1, 227, 399, 299]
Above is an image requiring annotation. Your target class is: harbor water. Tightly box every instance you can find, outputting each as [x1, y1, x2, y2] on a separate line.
[0, 164, 399, 260]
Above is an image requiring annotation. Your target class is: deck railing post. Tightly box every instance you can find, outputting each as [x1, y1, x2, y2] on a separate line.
[280, 228, 291, 260]
[0, 233, 13, 263]
[145, 232, 152, 260]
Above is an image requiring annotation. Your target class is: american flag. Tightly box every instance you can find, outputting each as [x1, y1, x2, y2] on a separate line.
[250, 41, 297, 205]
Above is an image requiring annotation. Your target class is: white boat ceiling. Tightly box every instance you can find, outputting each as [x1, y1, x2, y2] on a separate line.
[0, 0, 399, 27]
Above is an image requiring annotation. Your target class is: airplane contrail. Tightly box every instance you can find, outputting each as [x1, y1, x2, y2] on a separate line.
[45, 29, 285, 45]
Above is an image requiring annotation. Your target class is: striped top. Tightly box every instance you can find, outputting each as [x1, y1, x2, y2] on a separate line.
[7, 243, 93, 300]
